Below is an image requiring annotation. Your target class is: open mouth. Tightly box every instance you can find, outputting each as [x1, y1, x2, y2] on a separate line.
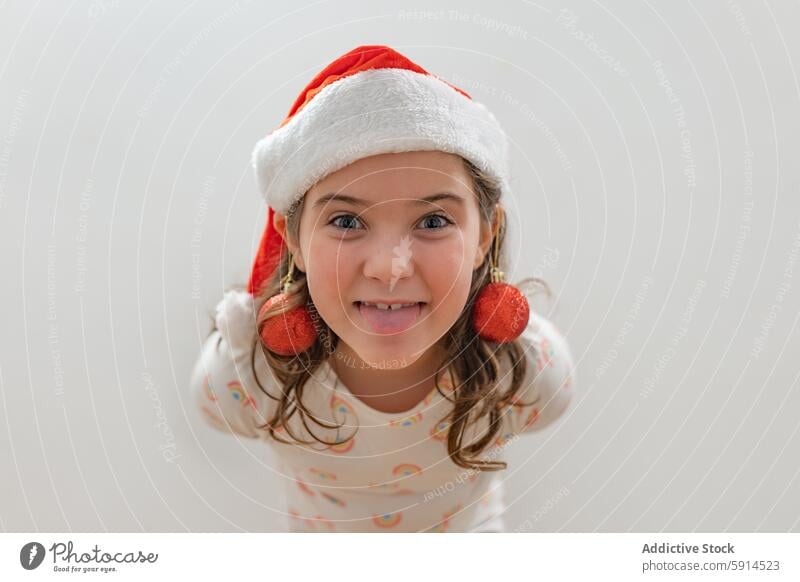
[353, 301, 426, 334]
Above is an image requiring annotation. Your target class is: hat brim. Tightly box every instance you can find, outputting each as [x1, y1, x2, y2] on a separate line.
[251, 67, 510, 213]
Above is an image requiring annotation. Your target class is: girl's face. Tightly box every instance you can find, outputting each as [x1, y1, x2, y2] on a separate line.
[275, 151, 495, 369]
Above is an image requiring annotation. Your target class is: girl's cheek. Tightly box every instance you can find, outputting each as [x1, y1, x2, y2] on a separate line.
[305, 239, 362, 316]
[419, 241, 471, 278]
[306, 238, 345, 276]
[416, 245, 473, 310]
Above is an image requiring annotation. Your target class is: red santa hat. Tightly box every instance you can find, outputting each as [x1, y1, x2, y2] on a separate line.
[216, 45, 510, 354]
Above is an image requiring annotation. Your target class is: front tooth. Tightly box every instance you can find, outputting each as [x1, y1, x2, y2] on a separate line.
[376, 303, 390, 310]
[389, 304, 403, 310]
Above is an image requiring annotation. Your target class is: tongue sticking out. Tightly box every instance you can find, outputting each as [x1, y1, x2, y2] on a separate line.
[358, 303, 422, 334]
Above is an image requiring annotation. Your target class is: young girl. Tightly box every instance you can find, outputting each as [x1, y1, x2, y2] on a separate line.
[190, 45, 575, 532]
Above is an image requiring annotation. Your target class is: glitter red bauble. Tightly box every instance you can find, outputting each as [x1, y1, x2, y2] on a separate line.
[471, 282, 530, 343]
[257, 293, 317, 356]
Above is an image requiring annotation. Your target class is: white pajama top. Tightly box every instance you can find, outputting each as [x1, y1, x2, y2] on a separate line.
[190, 290, 575, 532]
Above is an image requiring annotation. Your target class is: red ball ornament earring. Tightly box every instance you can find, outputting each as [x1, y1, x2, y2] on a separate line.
[471, 211, 530, 343]
[257, 254, 317, 356]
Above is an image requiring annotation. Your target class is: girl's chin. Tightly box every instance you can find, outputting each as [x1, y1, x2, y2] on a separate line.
[333, 340, 418, 370]
[342, 337, 447, 371]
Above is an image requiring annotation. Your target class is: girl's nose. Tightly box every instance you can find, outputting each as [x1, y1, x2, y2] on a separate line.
[362, 234, 415, 287]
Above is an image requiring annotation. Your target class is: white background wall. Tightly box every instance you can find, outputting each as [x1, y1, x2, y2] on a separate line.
[0, 0, 798, 532]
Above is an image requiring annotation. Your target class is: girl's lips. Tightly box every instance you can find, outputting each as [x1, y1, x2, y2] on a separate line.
[355, 301, 424, 334]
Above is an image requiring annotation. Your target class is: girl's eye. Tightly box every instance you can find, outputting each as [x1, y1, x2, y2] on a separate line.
[327, 213, 453, 232]
[328, 214, 365, 230]
[417, 213, 453, 230]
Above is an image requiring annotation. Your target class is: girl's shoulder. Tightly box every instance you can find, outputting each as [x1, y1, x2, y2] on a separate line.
[501, 309, 576, 435]
[519, 310, 575, 368]
[190, 289, 278, 439]
[190, 289, 343, 443]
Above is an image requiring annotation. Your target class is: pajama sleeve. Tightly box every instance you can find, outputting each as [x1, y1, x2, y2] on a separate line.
[189, 290, 276, 439]
[502, 310, 575, 435]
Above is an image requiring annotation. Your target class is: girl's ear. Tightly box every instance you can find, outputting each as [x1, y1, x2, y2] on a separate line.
[474, 205, 502, 269]
[273, 211, 306, 272]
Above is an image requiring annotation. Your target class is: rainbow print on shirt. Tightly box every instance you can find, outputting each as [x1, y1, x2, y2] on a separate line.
[428, 502, 464, 533]
[309, 467, 337, 481]
[429, 419, 450, 441]
[523, 408, 540, 429]
[372, 512, 402, 528]
[320, 491, 346, 507]
[392, 463, 423, 478]
[227, 380, 256, 409]
[326, 428, 356, 454]
[202, 375, 216, 401]
[389, 411, 423, 428]
[330, 394, 356, 422]
[295, 477, 316, 497]
[535, 337, 554, 371]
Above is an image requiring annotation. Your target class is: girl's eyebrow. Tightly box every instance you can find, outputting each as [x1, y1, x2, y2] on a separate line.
[312, 192, 465, 209]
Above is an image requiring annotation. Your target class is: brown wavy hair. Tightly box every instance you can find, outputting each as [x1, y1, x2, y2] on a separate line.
[213, 157, 551, 471]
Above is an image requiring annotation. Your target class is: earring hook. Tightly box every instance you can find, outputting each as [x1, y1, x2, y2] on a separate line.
[280, 255, 296, 294]
[489, 207, 505, 284]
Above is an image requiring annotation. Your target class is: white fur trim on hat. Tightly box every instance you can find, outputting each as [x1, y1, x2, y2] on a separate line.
[215, 289, 257, 358]
[252, 68, 510, 213]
